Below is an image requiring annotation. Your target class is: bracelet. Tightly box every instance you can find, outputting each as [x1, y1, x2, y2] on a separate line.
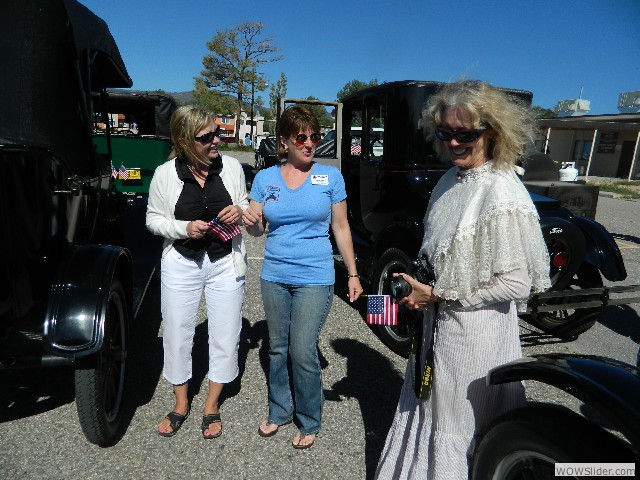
[348, 274, 360, 278]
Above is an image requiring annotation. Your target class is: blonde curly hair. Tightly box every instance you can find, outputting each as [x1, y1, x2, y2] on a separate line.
[421, 80, 535, 170]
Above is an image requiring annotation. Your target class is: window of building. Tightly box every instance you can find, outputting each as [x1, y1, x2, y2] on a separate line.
[572, 140, 593, 161]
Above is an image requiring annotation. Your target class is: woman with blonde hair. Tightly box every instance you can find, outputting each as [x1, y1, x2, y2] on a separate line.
[375, 80, 550, 479]
[147, 105, 249, 439]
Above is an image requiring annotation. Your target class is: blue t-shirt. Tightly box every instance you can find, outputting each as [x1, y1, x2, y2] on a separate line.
[250, 163, 347, 285]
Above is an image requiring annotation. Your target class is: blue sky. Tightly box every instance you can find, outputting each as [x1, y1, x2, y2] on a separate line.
[80, 0, 639, 115]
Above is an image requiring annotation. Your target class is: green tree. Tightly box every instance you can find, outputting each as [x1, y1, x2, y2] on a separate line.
[269, 71, 287, 115]
[192, 77, 235, 114]
[293, 97, 332, 127]
[532, 105, 557, 119]
[337, 79, 379, 102]
[198, 21, 282, 141]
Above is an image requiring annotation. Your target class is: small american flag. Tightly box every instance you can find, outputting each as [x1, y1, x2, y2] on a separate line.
[350, 144, 362, 155]
[366, 295, 398, 326]
[111, 161, 118, 179]
[208, 217, 241, 242]
[119, 164, 129, 180]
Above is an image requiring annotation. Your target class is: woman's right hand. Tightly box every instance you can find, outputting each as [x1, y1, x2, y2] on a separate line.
[187, 220, 210, 239]
[242, 207, 263, 228]
[393, 273, 440, 309]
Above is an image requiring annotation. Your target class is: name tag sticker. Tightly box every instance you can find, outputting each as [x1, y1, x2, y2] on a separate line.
[311, 174, 329, 185]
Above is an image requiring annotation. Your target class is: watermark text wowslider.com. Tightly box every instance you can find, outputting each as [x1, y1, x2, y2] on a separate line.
[555, 463, 635, 477]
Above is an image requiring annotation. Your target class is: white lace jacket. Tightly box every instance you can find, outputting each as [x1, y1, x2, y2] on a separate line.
[420, 161, 551, 309]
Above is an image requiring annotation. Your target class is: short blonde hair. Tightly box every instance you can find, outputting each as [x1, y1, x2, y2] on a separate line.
[169, 105, 213, 167]
[421, 80, 534, 170]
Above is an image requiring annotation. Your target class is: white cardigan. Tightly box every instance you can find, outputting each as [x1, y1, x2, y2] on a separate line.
[146, 155, 249, 278]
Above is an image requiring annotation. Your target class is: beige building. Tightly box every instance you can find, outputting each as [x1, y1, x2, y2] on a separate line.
[537, 91, 640, 180]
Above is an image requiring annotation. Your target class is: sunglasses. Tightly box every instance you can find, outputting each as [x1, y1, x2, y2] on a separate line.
[291, 133, 322, 146]
[195, 129, 221, 144]
[434, 127, 486, 143]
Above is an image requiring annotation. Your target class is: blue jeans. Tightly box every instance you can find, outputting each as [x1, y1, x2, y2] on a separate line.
[260, 279, 334, 435]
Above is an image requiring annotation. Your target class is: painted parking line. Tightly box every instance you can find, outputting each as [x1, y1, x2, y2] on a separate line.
[616, 240, 639, 250]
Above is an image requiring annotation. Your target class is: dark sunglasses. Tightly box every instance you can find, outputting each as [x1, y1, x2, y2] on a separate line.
[292, 133, 322, 146]
[434, 127, 486, 143]
[195, 129, 221, 144]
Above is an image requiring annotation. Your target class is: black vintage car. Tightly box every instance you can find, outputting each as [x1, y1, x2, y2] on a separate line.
[0, 0, 162, 446]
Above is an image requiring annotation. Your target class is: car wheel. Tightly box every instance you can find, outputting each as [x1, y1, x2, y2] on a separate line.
[472, 404, 634, 480]
[371, 248, 420, 358]
[74, 279, 129, 446]
[522, 264, 603, 339]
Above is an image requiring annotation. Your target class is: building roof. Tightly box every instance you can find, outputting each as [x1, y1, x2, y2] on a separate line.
[537, 113, 640, 131]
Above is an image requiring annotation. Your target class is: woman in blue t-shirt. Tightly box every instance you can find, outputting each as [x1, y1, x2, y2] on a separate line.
[243, 105, 363, 449]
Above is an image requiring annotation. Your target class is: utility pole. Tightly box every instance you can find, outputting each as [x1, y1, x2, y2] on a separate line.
[249, 67, 255, 143]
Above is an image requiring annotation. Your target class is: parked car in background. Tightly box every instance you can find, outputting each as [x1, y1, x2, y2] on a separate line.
[92, 90, 176, 195]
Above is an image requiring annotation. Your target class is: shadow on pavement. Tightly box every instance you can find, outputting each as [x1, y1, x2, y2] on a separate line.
[598, 304, 640, 343]
[0, 366, 75, 422]
[329, 338, 404, 480]
[611, 233, 640, 246]
[126, 270, 164, 409]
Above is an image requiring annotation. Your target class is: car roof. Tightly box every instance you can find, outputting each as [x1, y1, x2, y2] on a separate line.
[1, 0, 132, 162]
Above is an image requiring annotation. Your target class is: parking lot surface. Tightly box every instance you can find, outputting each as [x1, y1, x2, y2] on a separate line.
[1, 154, 638, 479]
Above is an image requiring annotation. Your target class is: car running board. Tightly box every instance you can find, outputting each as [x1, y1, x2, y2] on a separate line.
[526, 284, 640, 314]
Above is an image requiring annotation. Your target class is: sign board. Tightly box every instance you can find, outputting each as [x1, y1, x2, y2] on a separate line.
[597, 132, 618, 154]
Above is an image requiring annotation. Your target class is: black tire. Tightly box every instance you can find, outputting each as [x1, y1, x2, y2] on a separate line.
[75, 279, 129, 446]
[523, 264, 603, 339]
[370, 248, 420, 358]
[472, 404, 635, 480]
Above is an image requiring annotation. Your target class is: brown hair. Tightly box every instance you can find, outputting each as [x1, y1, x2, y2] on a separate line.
[169, 105, 213, 167]
[277, 105, 321, 159]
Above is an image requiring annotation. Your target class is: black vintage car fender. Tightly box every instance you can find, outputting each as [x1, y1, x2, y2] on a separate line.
[43, 245, 132, 357]
[485, 354, 640, 456]
[571, 214, 627, 281]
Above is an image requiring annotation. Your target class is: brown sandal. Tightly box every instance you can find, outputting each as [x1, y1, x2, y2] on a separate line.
[292, 432, 316, 450]
[258, 420, 280, 437]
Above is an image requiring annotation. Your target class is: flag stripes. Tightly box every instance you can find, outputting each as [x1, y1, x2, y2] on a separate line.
[208, 217, 241, 242]
[366, 295, 398, 326]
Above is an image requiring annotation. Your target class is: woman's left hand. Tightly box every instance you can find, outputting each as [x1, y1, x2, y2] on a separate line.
[394, 273, 440, 309]
[218, 205, 243, 224]
[347, 277, 363, 303]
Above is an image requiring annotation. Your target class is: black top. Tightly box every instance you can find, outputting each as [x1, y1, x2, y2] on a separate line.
[172, 156, 233, 261]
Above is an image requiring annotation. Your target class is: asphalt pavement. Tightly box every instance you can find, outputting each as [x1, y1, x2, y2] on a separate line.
[1, 152, 638, 479]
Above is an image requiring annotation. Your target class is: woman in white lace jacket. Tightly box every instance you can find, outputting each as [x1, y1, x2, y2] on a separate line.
[375, 80, 551, 480]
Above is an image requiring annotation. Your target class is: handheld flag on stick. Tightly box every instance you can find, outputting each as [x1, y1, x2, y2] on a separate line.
[111, 161, 118, 179]
[366, 295, 398, 326]
[208, 217, 241, 242]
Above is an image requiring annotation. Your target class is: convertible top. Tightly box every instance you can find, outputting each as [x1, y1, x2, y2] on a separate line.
[0, 0, 131, 167]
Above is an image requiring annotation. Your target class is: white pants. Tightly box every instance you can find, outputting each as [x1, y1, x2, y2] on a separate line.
[160, 248, 244, 385]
